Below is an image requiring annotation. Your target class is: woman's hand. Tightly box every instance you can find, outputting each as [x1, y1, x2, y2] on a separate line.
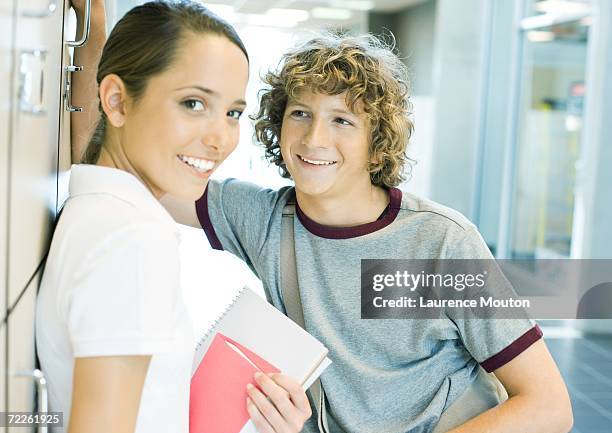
[247, 372, 312, 433]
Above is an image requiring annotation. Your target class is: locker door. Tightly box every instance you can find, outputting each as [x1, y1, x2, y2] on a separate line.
[5, 0, 67, 429]
[57, 3, 74, 212]
[6, 275, 39, 433]
[7, 0, 65, 308]
[0, 326, 6, 420]
[1, 0, 16, 418]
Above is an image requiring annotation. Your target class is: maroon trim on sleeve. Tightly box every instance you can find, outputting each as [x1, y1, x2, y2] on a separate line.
[295, 188, 402, 239]
[480, 324, 544, 373]
[195, 186, 223, 251]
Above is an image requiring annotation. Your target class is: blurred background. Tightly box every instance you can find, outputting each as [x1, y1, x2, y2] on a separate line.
[1, 0, 611, 431]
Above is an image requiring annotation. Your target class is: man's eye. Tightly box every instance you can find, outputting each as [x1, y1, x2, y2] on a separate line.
[228, 110, 243, 120]
[182, 99, 205, 112]
[335, 117, 352, 126]
[292, 110, 307, 116]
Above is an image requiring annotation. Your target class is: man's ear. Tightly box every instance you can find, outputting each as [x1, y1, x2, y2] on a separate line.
[99, 74, 128, 128]
[369, 147, 380, 165]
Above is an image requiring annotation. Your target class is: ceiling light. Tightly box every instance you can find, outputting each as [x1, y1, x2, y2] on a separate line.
[311, 7, 353, 20]
[245, 13, 299, 28]
[204, 4, 237, 20]
[266, 8, 309, 22]
[535, 0, 592, 15]
[330, 0, 375, 11]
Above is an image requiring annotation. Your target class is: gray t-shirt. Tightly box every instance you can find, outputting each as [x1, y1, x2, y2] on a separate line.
[196, 179, 542, 433]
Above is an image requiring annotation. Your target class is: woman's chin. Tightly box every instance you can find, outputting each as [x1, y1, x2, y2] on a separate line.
[165, 180, 209, 202]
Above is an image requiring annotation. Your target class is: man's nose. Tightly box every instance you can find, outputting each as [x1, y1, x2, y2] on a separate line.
[302, 118, 329, 149]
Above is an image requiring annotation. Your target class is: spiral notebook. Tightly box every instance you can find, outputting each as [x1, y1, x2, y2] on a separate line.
[190, 286, 332, 433]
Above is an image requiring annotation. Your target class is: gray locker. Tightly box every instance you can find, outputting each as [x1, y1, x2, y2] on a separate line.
[0, 0, 15, 421]
[7, 0, 66, 308]
[7, 279, 38, 433]
[2, 0, 81, 428]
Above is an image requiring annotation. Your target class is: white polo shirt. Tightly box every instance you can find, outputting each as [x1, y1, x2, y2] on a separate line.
[36, 164, 194, 433]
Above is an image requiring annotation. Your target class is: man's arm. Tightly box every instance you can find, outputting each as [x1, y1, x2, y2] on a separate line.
[447, 340, 573, 433]
[70, 0, 107, 163]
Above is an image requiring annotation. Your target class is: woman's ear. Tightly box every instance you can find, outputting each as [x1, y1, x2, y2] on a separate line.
[99, 74, 128, 128]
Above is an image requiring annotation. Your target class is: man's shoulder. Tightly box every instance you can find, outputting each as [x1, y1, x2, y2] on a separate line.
[387, 190, 491, 258]
[396, 190, 476, 233]
[209, 178, 295, 211]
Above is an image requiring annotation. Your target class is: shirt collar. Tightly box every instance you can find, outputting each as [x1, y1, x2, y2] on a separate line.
[68, 164, 178, 235]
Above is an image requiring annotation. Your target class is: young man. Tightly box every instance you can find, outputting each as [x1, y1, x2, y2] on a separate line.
[74, 5, 572, 433]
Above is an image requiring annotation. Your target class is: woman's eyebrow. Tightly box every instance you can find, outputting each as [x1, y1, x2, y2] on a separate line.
[176, 85, 217, 95]
[175, 85, 246, 106]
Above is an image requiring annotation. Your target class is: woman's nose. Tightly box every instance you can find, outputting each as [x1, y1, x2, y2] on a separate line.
[201, 119, 229, 153]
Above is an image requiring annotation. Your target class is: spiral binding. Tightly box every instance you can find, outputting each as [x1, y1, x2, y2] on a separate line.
[194, 285, 247, 352]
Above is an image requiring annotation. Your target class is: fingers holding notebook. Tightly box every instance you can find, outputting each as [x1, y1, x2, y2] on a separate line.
[246, 372, 311, 433]
[267, 373, 312, 417]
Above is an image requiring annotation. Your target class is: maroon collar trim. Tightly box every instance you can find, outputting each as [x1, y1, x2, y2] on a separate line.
[295, 188, 402, 239]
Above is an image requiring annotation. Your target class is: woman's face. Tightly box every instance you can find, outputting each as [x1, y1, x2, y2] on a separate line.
[118, 33, 249, 200]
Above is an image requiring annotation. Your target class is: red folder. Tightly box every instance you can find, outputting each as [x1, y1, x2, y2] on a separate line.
[190, 332, 280, 433]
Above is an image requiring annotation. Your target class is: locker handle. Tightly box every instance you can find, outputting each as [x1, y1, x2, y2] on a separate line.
[66, 0, 92, 47]
[22, 0, 58, 18]
[64, 65, 84, 112]
[15, 369, 49, 433]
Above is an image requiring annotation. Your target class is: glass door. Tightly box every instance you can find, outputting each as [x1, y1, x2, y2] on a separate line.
[502, 0, 593, 259]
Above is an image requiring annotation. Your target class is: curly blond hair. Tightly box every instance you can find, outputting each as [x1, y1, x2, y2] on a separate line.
[253, 32, 413, 188]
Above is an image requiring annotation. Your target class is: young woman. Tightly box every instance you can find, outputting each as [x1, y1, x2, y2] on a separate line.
[36, 2, 311, 433]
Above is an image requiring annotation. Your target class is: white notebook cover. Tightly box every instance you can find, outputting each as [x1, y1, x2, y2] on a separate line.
[193, 286, 331, 387]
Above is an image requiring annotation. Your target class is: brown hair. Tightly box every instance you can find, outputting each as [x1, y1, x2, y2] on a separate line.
[82, 0, 248, 164]
[253, 33, 413, 188]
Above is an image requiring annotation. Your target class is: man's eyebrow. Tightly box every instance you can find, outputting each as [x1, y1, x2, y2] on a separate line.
[175, 85, 246, 106]
[286, 100, 359, 116]
[330, 108, 356, 116]
[286, 100, 309, 108]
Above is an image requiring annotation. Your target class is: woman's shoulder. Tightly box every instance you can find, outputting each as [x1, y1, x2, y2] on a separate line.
[57, 194, 179, 261]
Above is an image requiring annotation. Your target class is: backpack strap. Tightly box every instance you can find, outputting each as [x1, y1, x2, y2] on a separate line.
[280, 193, 334, 433]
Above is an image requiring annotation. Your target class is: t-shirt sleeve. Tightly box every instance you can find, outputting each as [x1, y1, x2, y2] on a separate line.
[195, 178, 285, 272]
[446, 225, 543, 372]
[65, 224, 182, 357]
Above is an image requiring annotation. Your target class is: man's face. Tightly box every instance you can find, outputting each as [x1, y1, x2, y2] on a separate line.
[279, 90, 372, 200]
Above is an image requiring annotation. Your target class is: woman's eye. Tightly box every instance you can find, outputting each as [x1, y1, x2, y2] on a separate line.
[227, 110, 243, 120]
[182, 99, 205, 112]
